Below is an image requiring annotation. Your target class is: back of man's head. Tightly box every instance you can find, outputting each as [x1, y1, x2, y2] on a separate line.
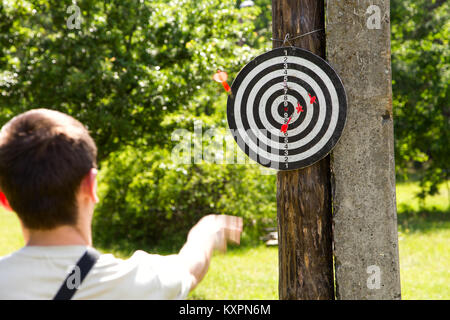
[0, 109, 97, 230]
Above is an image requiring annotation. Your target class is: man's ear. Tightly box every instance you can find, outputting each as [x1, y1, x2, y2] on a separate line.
[81, 168, 99, 204]
[0, 190, 13, 212]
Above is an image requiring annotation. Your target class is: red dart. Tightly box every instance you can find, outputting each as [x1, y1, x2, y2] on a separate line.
[213, 70, 231, 93]
[296, 102, 304, 113]
[0, 191, 12, 211]
[280, 116, 292, 133]
[308, 93, 316, 104]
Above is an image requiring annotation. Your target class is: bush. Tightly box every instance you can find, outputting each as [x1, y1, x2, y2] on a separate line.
[0, 0, 264, 160]
[93, 145, 277, 250]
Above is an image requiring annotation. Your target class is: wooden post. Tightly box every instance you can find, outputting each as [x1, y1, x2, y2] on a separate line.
[272, 0, 334, 300]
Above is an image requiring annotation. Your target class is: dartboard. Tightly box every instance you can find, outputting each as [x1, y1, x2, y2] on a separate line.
[227, 46, 347, 171]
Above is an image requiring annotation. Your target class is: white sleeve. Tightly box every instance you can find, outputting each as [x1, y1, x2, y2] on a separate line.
[127, 250, 193, 300]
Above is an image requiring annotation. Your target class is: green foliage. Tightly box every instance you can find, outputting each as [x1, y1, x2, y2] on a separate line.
[0, 0, 276, 247]
[0, 0, 263, 159]
[391, 0, 449, 197]
[93, 145, 276, 248]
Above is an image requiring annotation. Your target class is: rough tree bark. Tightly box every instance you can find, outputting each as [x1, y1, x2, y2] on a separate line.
[272, 0, 334, 300]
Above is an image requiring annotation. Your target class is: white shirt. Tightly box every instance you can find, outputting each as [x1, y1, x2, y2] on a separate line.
[0, 246, 192, 300]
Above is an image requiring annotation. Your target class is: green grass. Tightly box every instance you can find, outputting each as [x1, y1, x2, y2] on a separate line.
[0, 209, 24, 257]
[398, 222, 450, 299]
[396, 182, 449, 299]
[188, 245, 279, 300]
[0, 181, 448, 299]
[396, 180, 449, 212]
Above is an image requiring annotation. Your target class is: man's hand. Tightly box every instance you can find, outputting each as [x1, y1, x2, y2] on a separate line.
[187, 214, 243, 252]
[179, 214, 243, 291]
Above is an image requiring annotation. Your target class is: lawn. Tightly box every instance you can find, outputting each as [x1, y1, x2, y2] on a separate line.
[0, 181, 448, 299]
[396, 181, 450, 299]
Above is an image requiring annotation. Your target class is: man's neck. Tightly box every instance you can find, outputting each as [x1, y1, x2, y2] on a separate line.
[26, 225, 91, 246]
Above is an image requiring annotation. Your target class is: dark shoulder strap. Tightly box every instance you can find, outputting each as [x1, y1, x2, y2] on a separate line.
[53, 247, 100, 300]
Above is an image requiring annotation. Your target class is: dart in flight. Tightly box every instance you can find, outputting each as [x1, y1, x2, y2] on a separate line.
[213, 70, 231, 93]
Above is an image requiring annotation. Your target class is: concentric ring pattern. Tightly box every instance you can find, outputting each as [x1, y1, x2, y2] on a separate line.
[227, 47, 347, 170]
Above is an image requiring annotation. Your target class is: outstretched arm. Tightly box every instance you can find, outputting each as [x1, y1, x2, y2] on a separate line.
[178, 214, 243, 291]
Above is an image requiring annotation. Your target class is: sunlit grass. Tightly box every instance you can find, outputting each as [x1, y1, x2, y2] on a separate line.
[396, 181, 449, 212]
[188, 245, 279, 300]
[396, 181, 449, 300]
[0, 208, 24, 257]
[398, 226, 450, 299]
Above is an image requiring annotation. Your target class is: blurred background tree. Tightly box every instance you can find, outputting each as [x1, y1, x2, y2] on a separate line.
[0, 0, 275, 248]
[391, 0, 449, 199]
[0, 0, 266, 159]
[0, 0, 448, 249]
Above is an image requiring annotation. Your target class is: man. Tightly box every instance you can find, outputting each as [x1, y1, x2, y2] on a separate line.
[0, 109, 242, 299]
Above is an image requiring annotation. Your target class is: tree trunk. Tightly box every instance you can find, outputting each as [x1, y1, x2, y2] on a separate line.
[272, 0, 334, 300]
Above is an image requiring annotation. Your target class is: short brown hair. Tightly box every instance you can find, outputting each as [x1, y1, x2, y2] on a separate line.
[0, 109, 97, 229]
